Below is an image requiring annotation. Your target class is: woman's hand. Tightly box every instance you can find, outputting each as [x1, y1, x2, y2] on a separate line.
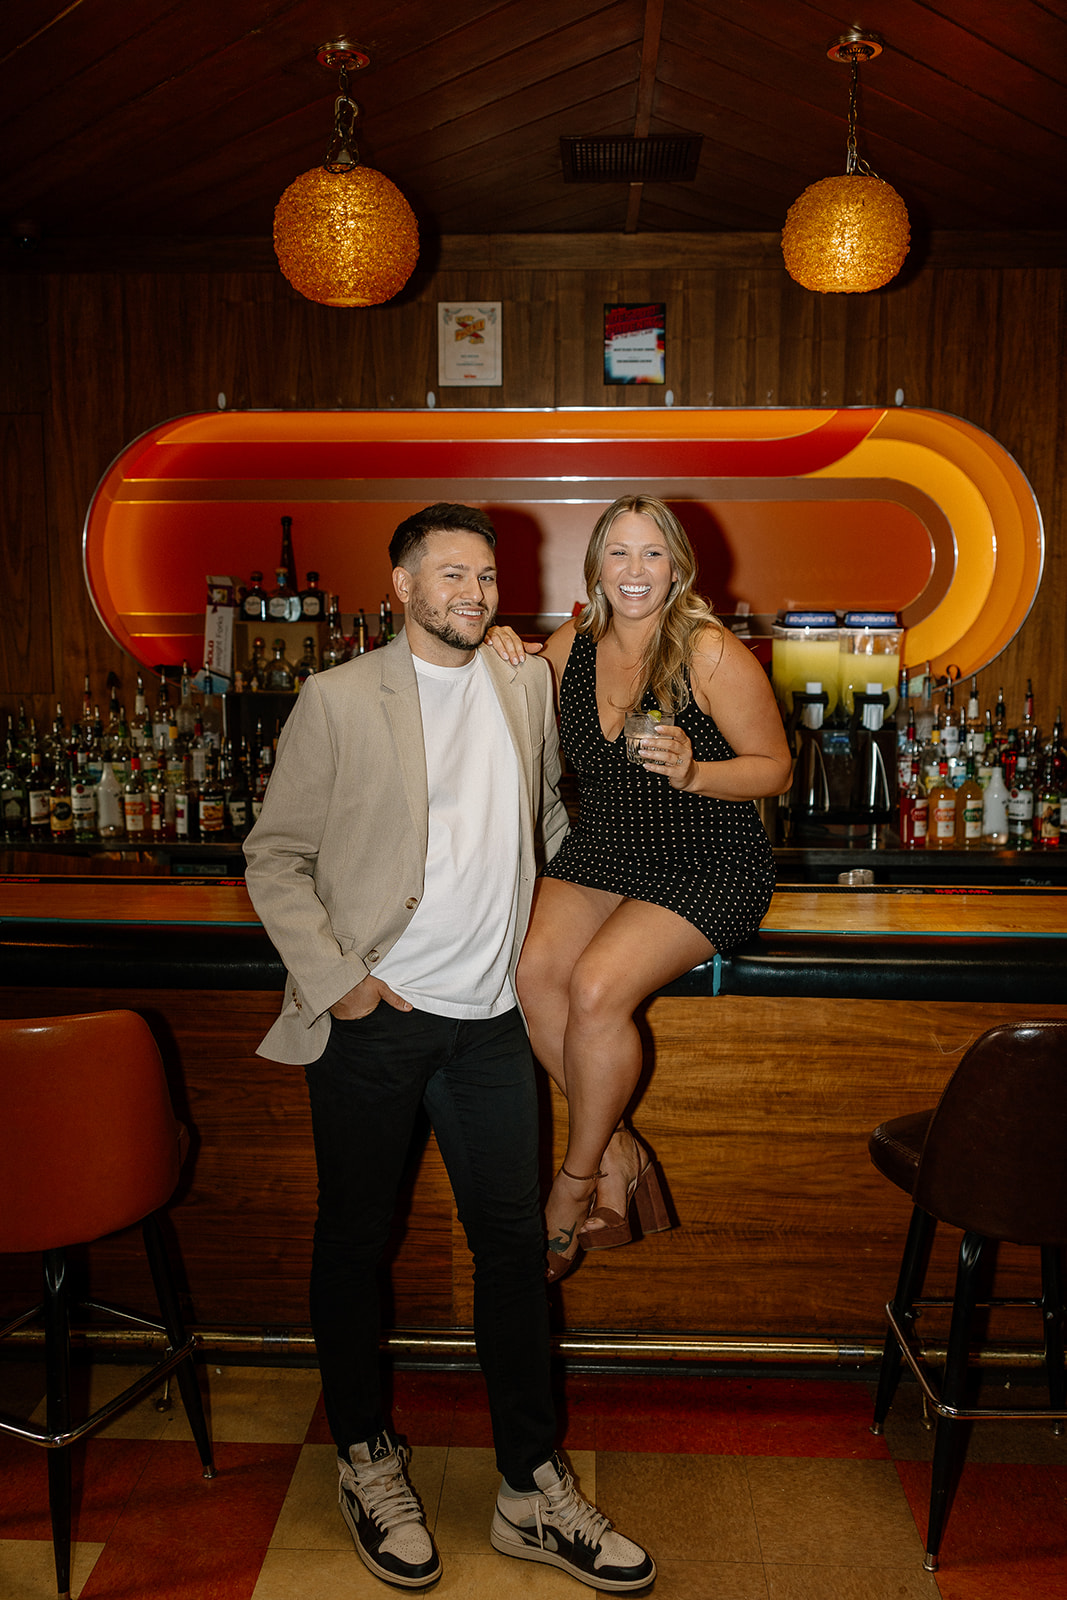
[484, 624, 543, 666]
[639, 725, 697, 790]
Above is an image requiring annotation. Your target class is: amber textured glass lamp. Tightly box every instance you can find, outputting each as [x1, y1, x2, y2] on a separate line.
[782, 33, 909, 294]
[274, 43, 418, 308]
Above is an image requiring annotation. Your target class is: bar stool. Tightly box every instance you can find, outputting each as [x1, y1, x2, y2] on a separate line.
[868, 1019, 1067, 1572]
[0, 1010, 216, 1599]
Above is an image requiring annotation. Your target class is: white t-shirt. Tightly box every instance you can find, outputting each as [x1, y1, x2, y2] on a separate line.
[372, 652, 522, 1018]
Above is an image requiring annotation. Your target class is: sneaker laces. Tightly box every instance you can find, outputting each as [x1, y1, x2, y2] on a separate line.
[341, 1446, 425, 1533]
[537, 1463, 612, 1549]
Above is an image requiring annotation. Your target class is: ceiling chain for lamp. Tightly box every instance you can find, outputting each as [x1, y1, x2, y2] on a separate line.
[781, 31, 910, 294]
[274, 42, 419, 308]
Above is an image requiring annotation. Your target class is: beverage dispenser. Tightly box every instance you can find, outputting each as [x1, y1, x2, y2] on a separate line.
[774, 609, 904, 846]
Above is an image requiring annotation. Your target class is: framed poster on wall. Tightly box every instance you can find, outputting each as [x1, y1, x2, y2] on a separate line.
[604, 303, 666, 384]
[438, 302, 502, 386]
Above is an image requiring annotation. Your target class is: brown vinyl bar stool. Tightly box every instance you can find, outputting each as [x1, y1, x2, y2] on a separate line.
[0, 1011, 215, 1599]
[868, 1019, 1067, 1572]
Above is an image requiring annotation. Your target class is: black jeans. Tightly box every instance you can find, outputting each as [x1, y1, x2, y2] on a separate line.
[304, 1003, 556, 1488]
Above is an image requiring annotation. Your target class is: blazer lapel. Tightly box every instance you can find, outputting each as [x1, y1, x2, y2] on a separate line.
[378, 633, 430, 840]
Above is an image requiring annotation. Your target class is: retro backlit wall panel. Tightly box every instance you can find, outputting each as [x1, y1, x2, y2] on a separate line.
[83, 408, 1043, 679]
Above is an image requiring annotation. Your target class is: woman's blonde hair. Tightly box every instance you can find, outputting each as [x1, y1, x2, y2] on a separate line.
[576, 495, 722, 713]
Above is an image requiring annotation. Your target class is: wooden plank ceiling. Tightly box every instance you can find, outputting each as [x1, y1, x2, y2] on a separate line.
[0, 0, 1065, 245]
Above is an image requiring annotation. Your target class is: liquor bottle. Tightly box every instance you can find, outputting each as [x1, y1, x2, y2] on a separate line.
[322, 599, 346, 669]
[148, 740, 172, 839]
[279, 514, 298, 592]
[0, 737, 28, 838]
[89, 705, 106, 782]
[224, 744, 252, 840]
[152, 675, 172, 747]
[938, 682, 962, 764]
[268, 566, 301, 624]
[1044, 707, 1066, 787]
[43, 703, 68, 767]
[965, 675, 982, 735]
[299, 571, 325, 622]
[175, 762, 198, 842]
[49, 760, 75, 840]
[373, 598, 390, 649]
[266, 638, 295, 691]
[189, 719, 210, 788]
[177, 660, 196, 739]
[954, 755, 984, 850]
[1035, 756, 1060, 851]
[246, 636, 267, 692]
[898, 765, 928, 849]
[26, 730, 52, 840]
[919, 727, 942, 794]
[913, 662, 935, 742]
[383, 597, 395, 641]
[106, 705, 131, 784]
[1000, 728, 1019, 788]
[131, 673, 152, 750]
[71, 764, 98, 842]
[355, 608, 369, 655]
[242, 571, 268, 622]
[96, 760, 125, 839]
[896, 717, 919, 796]
[197, 750, 227, 837]
[123, 753, 148, 840]
[926, 757, 957, 850]
[1021, 677, 1037, 745]
[1007, 751, 1034, 850]
[993, 686, 1008, 747]
[293, 636, 318, 686]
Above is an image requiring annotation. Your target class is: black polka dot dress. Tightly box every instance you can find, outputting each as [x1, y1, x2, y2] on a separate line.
[542, 631, 775, 951]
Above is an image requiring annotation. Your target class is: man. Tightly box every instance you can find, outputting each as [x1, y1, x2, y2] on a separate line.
[244, 504, 654, 1593]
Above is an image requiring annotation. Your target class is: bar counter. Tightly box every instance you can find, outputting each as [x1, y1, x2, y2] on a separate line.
[2, 876, 1066, 1362]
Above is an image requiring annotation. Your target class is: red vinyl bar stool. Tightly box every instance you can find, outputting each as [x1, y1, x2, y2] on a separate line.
[868, 1019, 1067, 1572]
[0, 1010, 215, 1599]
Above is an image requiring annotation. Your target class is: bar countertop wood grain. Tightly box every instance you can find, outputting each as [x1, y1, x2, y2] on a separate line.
[1, 876, 1065, 937]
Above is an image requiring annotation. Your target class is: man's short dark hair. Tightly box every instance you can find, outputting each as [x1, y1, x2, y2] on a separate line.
[389, 503, 497, 571]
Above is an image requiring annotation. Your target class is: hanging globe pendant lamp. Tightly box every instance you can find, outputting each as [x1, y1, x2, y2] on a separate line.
[274, 43, 419, 308]
[782, 33, 909, 295]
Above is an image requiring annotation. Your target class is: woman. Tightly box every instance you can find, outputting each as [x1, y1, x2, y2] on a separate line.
[490, 495, 792, 1280]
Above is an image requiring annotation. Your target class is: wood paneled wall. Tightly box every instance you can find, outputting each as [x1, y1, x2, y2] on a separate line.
[1, 237, 1064, 731]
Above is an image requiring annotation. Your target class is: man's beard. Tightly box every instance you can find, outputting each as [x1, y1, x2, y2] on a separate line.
[407, 592, 494, 652]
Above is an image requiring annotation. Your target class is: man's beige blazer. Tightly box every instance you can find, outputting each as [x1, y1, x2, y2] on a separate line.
[244, 630, 569, 1065]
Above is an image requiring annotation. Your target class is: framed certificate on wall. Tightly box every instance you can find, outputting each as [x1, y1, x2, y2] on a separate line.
[604, 303, 666, 384]
[438, 302, 502, 386]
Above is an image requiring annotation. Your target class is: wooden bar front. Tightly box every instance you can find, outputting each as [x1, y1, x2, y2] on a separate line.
[2, 881, 1065, 1355]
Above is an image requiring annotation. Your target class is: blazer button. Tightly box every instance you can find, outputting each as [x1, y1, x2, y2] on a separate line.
[366, 949, 380, 965]
[404, 897, 418, 910]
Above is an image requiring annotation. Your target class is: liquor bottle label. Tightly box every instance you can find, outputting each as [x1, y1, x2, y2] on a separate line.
[933, 801, 955, 839]
[962, 803, 983, 840]
[301, 594, 323, 618]
[200, 798, 225, 833]
[71, 787, 96, 820]
[124, 796, 147, 831]
[29, 790, 51, 823]
[50, 799, 74, 833]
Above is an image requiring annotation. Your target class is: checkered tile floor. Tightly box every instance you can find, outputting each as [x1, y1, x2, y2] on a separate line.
[1, 1362, 1065, 1598]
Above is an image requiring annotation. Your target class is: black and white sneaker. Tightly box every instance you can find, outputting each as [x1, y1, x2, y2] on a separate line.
[338, 1432, 442, 1589]
[490, 1452, 655, 1592]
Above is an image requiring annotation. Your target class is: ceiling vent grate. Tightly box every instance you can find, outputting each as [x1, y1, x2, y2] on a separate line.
[560, 135, 702, 183]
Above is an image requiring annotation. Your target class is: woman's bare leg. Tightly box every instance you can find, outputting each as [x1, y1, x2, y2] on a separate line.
[516, 877, 624, 1096]
[527, 893, 714, 1265]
